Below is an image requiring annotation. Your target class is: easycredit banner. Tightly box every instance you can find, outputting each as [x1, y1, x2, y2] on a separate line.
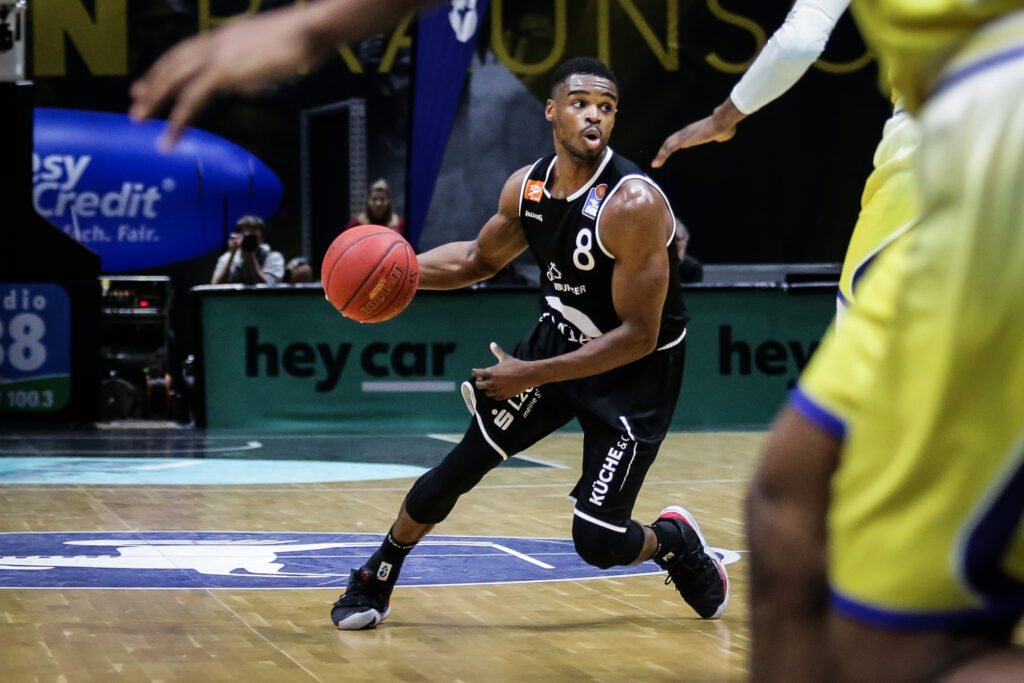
[32, 108, 283, 272]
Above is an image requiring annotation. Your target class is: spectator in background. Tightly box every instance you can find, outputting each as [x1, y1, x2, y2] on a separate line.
[345, 178, 407, 237]
[674, 218, 704, 284]
[211, 215, 286, 284]
[284, 256, 313, 284]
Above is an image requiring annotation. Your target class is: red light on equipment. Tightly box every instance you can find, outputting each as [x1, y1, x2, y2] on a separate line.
[139, 300, 150, 307]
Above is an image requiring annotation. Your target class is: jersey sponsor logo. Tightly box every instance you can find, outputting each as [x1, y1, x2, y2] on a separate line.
[524, 179, 544, 203]
[491, 387, 541, 431]
[582, 185, 606, 219]
[492, 408, 515, 430]
[524, 209, 543, 222]
[589, 434, 632, 506]
[546, 262, 562, 281]
[0, 532, 738, 588]
[552, 282, 587, 295]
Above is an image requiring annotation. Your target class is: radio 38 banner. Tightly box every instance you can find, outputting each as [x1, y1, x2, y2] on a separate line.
[0, 283, 71, 414]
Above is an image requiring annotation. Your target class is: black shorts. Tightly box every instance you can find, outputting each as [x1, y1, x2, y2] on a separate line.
[462, 322, 686, 528]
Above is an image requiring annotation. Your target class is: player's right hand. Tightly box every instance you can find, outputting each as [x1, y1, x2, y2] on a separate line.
[129, 6, 324, 150]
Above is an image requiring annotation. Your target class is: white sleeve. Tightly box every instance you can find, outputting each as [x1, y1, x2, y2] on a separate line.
[262, 250, 286, 284]
[730, 0, 850, 114]
[212, 251, 231, 282]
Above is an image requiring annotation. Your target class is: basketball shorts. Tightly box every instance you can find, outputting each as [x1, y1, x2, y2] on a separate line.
[837, 107, 920, 310]
[461, 321, 686, 529]
[803, 15, 1024, 628]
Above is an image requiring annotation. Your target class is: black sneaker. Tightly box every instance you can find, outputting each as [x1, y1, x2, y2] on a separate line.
[330, 567, 392, 630]
[652, 506, 729, 619]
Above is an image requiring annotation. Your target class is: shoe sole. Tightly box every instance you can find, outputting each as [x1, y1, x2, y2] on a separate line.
[659, 505, 730, 619]
[332, 605, 392, 630]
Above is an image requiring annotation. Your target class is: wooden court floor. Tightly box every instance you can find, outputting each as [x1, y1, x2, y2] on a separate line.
[0, 429, 763, 682]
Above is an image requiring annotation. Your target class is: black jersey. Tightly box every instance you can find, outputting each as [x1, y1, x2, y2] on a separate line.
[517, 148, 687, 351]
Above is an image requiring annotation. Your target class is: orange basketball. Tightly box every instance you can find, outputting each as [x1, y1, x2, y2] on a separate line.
[321, 224, 419, 323]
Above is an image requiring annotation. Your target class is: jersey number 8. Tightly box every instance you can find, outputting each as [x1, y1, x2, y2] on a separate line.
[573, 228, 595, 271]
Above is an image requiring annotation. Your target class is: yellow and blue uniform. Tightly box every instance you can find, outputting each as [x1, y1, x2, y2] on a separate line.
[796, 4, 1024, 628]
[836, 97, 918, 310]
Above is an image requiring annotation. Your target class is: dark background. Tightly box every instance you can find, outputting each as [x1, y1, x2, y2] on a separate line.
[27, 0, 891, 362]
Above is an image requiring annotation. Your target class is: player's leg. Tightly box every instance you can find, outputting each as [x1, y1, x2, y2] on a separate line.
[747, 407, 839, 681]
[331, 380, 572, 629]
[569, 411, 729, 619]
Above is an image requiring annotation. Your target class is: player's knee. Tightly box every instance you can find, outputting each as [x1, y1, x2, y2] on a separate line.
[572, 516, 644, 569]
[405, 468, 457, 524]
[404, 427, 502, 524]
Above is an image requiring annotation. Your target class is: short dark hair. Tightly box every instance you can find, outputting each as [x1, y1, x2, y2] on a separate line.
[235, 215, 264, 232]
[550, 57, 618, 98]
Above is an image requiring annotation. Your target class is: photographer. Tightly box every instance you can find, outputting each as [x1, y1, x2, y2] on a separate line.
[211, 215, 286, 285]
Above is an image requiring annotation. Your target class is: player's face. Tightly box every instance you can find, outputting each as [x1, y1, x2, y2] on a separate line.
[546, 74, 618, 163]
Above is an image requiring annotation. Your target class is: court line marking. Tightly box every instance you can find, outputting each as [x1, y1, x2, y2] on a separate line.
[425, 434, 571, 469]
[132, 461, 203, 471]
[207, 591, 322, 682]
[0, 441, 263, 455]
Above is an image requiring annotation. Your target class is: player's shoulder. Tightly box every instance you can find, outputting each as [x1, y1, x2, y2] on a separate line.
[604, 176, 667, 215]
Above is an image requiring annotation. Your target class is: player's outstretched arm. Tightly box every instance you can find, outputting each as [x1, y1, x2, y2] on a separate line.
[130, 0, 441, 148]
[415, 168, 530, 291]
[651, 0, 849, 168]
[471, 179, 671, 400]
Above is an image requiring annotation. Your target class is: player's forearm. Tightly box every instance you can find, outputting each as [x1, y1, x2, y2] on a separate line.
[416, 241, 500, 290]
[528, 322, 658, 386]
[711, 98, 747, 132]
[303, 0, 440, 54]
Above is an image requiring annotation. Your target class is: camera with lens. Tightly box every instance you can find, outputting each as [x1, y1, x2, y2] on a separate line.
[241, 233, 259, 252]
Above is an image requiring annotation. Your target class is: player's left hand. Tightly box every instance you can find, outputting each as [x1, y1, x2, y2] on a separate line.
[472, 342, 535, 401]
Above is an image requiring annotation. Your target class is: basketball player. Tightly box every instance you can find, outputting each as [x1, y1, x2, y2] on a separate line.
[749, 0, 1024, 679]
[651, 0, 919, 317]
[329, 57, 728, 630]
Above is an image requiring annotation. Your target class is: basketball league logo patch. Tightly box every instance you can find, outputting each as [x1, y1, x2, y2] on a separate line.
[524, 180, 544, 203]
[582, 184, 608, 219]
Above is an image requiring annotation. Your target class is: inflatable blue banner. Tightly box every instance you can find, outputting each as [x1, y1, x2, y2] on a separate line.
[32, 108, 283, 272]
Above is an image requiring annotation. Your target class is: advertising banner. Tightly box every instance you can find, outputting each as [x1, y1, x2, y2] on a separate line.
[0, 282, 72, 414]
[32, 108, 283, 272]
[199, 286, 834, 431]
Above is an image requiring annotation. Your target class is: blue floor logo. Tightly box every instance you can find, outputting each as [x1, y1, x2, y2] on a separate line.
[0, 532, 740, 589]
